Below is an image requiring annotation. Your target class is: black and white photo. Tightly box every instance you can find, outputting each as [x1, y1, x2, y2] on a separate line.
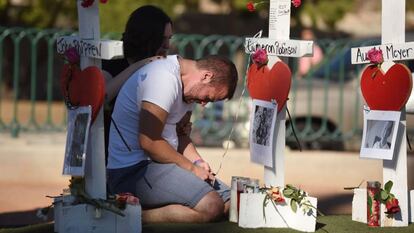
[63, 106, 92, 176]
[252, 105, 274, 146]
[360, 109, 400, 160]
[250, 99, 277, 167]
[365, 120, 394, 149]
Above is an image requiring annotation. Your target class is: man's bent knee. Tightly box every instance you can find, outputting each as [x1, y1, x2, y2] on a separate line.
[194, 191, 224, 222]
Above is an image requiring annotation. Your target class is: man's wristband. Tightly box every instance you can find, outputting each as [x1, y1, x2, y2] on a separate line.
[193, 158, 204, 165]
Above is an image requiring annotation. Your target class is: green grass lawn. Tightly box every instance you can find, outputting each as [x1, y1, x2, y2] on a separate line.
[1, 215, 413, 233]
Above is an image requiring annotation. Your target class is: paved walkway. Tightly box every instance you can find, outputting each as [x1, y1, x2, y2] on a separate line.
[1, 133, 413, 226]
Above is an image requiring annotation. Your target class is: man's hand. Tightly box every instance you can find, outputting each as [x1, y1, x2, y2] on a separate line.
[191, 164, 214, 181]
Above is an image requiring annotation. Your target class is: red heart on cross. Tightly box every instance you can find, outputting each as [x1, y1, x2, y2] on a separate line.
[360, 63, 412, 111]
[247, 61, 292, 112]
[60, 64, 105, 122]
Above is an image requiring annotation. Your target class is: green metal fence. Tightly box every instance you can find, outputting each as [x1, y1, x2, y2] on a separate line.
[1, 27, 411, 150]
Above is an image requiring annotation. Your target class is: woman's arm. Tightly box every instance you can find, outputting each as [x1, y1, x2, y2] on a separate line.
[105, 56, 164, 102]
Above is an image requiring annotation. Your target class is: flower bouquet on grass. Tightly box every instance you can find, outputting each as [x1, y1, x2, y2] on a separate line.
[261, 184, 323, 222]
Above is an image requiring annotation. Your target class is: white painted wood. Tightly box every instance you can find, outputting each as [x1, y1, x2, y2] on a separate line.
[85, 109, 107, 199]
[352, 188, 367, 223]
[57, 36, 124, 60]
[264, 106, 285, 187]
[351, 42, 414, 64]
[57, 204, 116, 233]
[268, 0, 290, 40]
[382, 115, 408, 227]
[262, 0, 292, 186]
[55, 1, 142, 232]
[405, 74, 414, 113]
[410, 190, 414, 223]
[380, 0, 409, 227]
[244, 37, 314, 57]
[229, 177, 238, 222]
[381, 0, 405, 44]
[54, 202, 141, 233]
[238, 193, 317, 232]
[76, 0, 106, 200]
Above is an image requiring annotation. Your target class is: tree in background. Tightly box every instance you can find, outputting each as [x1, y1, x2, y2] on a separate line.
[0, 0, 77, 28]
[4, 0, 414, 35]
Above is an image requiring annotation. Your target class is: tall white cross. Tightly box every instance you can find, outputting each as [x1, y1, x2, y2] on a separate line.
[244, 0, 314, 187]
[351, 0, 412, 227]
[56, 2, 123, 199]
[54, 1, 141, 232]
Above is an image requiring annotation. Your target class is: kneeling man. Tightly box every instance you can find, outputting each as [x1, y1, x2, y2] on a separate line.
[107, 54, 238, 223]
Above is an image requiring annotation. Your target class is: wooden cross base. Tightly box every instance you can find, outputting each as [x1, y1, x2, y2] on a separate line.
[352, 188, 414, 226]
[54, 197, 141, 233]
[238, 193, 318, 232]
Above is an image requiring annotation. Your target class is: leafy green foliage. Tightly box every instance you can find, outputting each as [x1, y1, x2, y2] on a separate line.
[384, 180, 393, 193]
[98, 0, 189, 34]
[301, 0, 354, 31]
[375, 180, 396, 204]
[0, 0, 356, 33]
[4, 0, 401, 38]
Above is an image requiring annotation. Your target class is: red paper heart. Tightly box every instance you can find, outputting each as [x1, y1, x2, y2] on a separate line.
[360, 63, 412, 111]
[60, 64, 105, 122]
[247, 61, 292, 112]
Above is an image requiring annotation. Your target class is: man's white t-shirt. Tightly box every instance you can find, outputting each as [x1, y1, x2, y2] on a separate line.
[107, 55, 193, 169]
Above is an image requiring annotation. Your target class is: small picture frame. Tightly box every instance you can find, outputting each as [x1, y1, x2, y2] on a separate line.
[249, 99, 277, 167]
[63, 106, 92, 176]
[360, 108, 401, 160]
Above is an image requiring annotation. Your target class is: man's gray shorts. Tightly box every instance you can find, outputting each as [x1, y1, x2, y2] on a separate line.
[107, 161, 230, 209]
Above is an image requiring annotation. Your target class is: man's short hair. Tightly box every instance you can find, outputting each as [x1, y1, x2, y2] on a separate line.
[196, 55, 238, 100]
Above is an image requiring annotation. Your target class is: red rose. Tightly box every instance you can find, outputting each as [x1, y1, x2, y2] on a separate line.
[385, 198, 401, 215]
[116, 192, 140, 206]
[268, 187, 285, 204]
[81, 0, 94, 8]
[251, 48, 268, 67]
[64, 47, 80, 65]
[367, 47, 384, 65]
[291, 0, 302, 8]
[100, 0, 108, 3]
[246, 1, 256, 12]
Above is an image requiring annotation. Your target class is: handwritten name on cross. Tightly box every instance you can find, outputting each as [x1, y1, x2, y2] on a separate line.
[56, 36, 123, 60]
[351, 0, 410, 227]
[244, 0, 315, 188]
[351, 0, 412, 65]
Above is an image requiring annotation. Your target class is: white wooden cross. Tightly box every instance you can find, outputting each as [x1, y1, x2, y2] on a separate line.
[351, 0, 412, 227]
[244, 0, 314, 187]
[54, 1, 140, 232]
[56, 2, 123, 199]
[239, 2, 318, 231]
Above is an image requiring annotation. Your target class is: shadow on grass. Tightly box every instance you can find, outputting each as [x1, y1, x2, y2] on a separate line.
[0, 209, 53, 228]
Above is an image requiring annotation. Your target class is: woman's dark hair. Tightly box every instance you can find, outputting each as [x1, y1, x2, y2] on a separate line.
[122, 5, 171, 62]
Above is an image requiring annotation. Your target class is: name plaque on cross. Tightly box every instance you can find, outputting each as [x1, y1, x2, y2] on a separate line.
[244, 37, 313, 57]
[57, 36, 123, 60]
[351, 42, 414, 64]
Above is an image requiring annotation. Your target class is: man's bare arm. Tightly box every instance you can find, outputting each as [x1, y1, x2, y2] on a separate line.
[139, 102, 212, 180]
[177, 111, 211, 172]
